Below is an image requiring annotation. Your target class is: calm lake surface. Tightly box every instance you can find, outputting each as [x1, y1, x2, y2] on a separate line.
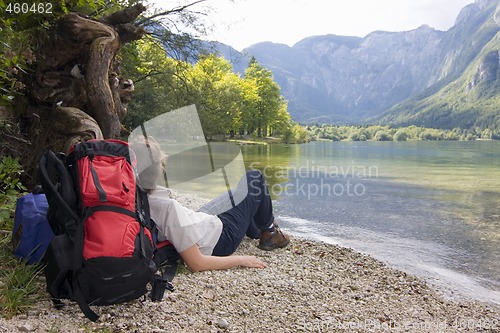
[240, 141, 500, 305]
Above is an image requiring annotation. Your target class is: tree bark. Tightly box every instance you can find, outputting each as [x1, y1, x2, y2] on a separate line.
[82, 15, 121, 138]
[24, 4, 146, 142]
[53, 106, 104, 152]
[9, 4, 147, 186]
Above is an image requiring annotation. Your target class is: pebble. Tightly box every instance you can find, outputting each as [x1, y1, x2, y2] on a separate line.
[17, 323, 35, 332]
[217, 318, 229, 329]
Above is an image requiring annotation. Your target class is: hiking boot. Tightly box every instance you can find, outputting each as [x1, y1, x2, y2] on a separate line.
[258, 224, 290, 251]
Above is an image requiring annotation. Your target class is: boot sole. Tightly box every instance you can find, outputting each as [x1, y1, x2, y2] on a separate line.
[257, 239, 290, 251]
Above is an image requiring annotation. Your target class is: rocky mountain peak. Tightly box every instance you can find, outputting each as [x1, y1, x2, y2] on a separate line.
[216, 0, 499, 128]
[456, 0, 498, 25]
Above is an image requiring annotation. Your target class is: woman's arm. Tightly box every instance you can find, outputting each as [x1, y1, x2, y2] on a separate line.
[180, 244, 267, 272]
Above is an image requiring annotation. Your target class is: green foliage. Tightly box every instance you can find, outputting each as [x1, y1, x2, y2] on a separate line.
[121, 37, 191, 129]
[0, 156, 26, 230]
[0, 141, 48, 320]
[0, 236, 43, 319]
[0, 262, 43, 318]
[393, 129, 408, 141]
[122, 45, 297, 142]
[243, 57, 283, 137]
[0, 0, 126, 106]
[0, 16, 33, 106]
[0, 0, 138, 105]
[306, 124, 499, 142]
[187, 54, 242, 139]
[282, 124, 310, 144]
[374, 130, 392, 141]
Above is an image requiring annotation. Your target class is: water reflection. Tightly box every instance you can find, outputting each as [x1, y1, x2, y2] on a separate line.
[242, 144, 294, 199]
[241, 141, 500, 305]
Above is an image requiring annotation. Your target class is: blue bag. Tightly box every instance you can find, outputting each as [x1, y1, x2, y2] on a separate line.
[11, 192, 54, 264]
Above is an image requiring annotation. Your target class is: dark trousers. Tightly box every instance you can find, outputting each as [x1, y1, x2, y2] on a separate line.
[211, 170, 274, 256]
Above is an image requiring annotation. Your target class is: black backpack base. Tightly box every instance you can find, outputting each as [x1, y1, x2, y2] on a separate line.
[43, 234, 180, 316]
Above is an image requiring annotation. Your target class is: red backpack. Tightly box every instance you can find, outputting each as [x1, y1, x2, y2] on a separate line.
[39, 139, 179, 321]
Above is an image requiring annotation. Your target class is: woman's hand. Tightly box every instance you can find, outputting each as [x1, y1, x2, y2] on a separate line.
[239, 255, 267, 269]
[180, 245, 267, 271]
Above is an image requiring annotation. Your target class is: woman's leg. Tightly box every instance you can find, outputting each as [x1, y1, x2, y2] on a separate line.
[212, 170, 275, 256]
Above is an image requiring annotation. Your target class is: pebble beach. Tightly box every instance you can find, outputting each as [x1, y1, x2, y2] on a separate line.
[1, 192, 499, 332]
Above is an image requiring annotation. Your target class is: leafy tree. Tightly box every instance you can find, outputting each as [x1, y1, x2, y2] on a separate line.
[121, 37, 191, 130]
[419, 129, 445, 141]
[1, 0, 135, 184]
[122, 47, 299, 142]
[393, 129, 408, 141]
[481, 128, 493, 139]
[243, 57, 282, 137]
[238, 76, 260, 135]
[269, 99, 292, 136]
[187, 54, 242, 139]
[374, 130, 392, 141]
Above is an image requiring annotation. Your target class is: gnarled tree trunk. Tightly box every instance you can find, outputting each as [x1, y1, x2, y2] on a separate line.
[10, 4, 146, 186]
[24, 4, 146, 145]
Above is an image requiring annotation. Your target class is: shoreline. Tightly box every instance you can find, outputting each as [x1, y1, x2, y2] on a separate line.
[2, 191, 498, 332]
[1, 236, 499, 332]
[282, 228, 500, 308]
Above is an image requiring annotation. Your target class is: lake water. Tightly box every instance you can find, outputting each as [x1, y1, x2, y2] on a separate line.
[240, 141, 500, 306]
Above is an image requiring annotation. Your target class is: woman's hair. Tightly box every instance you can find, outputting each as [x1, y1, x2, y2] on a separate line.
[129, 136, 166, 190]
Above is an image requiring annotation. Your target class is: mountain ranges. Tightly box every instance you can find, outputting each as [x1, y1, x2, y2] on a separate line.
[215, 0, 500, 130]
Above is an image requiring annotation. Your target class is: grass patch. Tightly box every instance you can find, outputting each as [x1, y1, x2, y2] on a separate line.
[0, 234, 44, 319]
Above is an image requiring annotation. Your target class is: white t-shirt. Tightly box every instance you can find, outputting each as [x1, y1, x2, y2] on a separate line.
[148, 188, 223, 255]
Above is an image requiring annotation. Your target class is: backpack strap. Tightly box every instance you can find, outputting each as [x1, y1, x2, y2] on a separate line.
[136, 186, 153, 231]
[88, 157, 107, 202]
[39, 151, 79, 237]
[71, 216, 99, 322]
[151, 242, 180, 301]
[136, 186, 156, 261]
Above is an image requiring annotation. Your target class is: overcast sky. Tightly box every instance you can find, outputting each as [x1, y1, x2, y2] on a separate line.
[153, 0, 475, 51]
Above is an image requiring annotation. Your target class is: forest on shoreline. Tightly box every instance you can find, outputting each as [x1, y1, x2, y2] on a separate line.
[305, 124, 500, 142]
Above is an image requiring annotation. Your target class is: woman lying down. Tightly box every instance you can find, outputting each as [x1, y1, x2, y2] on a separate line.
[131, 137, 290, 272]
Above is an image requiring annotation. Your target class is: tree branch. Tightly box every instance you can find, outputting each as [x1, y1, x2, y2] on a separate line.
[137, 0, 209, 25]
[100, 3, 147, 25]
